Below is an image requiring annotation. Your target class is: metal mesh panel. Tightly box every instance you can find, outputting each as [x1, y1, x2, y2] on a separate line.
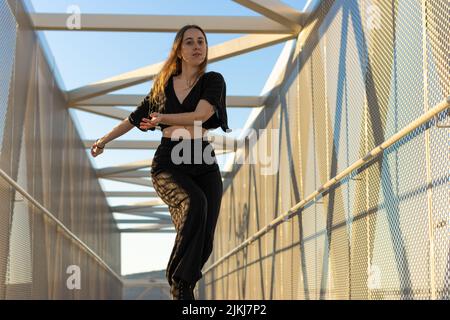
[0, 0, 15, 151]
[201, 0, 449, 300]
[0, 0, 122, 299]
[426, 0, 450, 300]
[365, 0, 440, 300]
[6, 125, 32, 299]
[278, 99, 291, 299]
[298, 55, 317, 299]
[288, 65, 302, 300]
[0, 0, 17, 300]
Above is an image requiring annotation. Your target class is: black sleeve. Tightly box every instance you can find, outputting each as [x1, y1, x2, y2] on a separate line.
[200, 72, 231, 133]
[127, 94, 155, 132]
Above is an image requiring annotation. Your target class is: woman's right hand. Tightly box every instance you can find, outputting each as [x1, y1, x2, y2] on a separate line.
[91, 141, 104, 157]
[140, 117, 157, 130]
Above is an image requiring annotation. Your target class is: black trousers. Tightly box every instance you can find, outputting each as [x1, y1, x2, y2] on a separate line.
[151, 137, 223, 286]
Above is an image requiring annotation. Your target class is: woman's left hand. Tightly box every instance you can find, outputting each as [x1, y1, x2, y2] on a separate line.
[139, 113, 162, 130]
[149, 112, 163, 126]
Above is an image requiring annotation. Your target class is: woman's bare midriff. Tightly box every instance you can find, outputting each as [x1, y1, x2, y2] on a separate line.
[162, 125, 208, 139]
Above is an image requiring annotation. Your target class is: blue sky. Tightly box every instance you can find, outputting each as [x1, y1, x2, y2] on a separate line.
[29, 0, 307, 275]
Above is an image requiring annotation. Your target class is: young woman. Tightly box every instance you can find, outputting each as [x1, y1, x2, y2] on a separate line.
[91, 25, 230, 300]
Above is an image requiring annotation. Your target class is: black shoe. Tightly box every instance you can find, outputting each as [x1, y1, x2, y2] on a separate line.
[171, 280, 195, 300]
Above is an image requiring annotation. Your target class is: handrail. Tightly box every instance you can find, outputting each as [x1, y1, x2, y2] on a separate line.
[204, 96, 450, 274]
[0, 168, 123, 284]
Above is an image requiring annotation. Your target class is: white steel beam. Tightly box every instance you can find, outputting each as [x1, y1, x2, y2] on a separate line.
[72, 94, 264, 108]
[101, 177, 153, 188]
[232, 0, 304, 32]
[118, 224, 174, 231]
[105, 191, 158, 197]
[115, 219, 168, 224]
[112, 199, 166, 208]
[99, 169, 228, 179]
[114, 207, 169, 214]
[84, 139, 237, 154]
[30, 14, 293, 34]
[101, 171, 152, 178]
[85, 140, 161, 150]
[112, 206, 169, 214]
[98, 159, 153, 176]
[72, 106, 129, 120]
[115, 211, 171, 219]
[120, 229, 175, 233]
[67, 33, 295, 103]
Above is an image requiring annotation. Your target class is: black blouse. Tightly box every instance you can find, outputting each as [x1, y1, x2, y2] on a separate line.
[128, 71, 230, 133]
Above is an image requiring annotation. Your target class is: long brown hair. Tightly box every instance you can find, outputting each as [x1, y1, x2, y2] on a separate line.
[150, 25, 208, 111]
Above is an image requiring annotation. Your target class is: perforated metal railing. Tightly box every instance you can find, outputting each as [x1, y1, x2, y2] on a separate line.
[0, 0, 122, 299]
[0, 169, 123, 298]
[203, 97, 449, 299]
[0, 0, 18, 300]
[202, 0, 449, 300]
[0, 0, 15, 151]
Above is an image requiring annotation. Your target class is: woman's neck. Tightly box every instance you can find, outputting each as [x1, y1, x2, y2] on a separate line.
[178, 65, 200, 83]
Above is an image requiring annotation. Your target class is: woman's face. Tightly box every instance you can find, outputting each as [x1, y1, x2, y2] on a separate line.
[178, 28, 207, 67]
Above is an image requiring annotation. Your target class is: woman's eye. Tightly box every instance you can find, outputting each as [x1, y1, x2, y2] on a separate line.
[185, 40, 204, 46]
